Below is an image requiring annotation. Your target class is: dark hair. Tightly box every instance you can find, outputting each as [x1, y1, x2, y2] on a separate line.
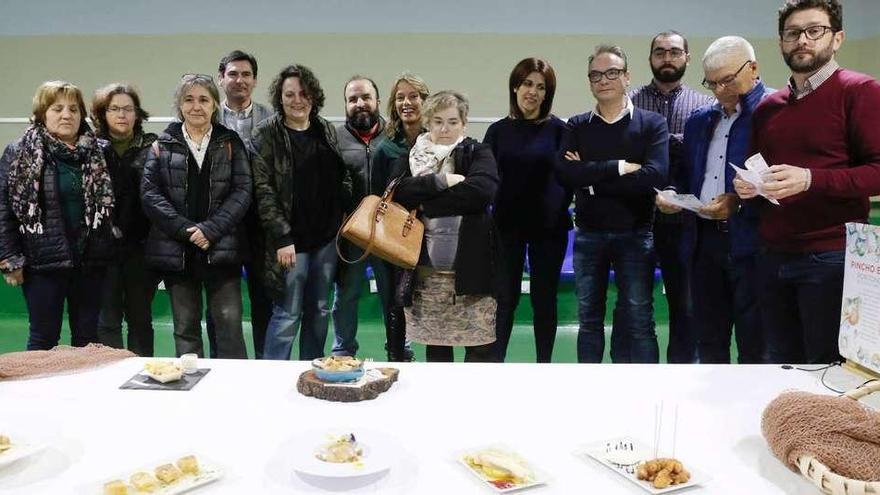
[588, 44, 628, 71]
[268, 64, 325, 117]
[90, 83, 150, 137]
[778, 0, 843, 35]
[344, 75, 380, 100]
[507, 57, 556, 121]
[218, 50, 259, 77]
[650, 30, 689, 53]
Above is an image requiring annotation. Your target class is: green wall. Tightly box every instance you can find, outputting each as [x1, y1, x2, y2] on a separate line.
[1, 32, 877, 145]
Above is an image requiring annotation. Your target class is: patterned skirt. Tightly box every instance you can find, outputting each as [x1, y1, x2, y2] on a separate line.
[404, 270, 496, 347]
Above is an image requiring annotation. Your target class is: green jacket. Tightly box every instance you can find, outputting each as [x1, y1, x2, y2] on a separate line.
[251, 114, 351, 301]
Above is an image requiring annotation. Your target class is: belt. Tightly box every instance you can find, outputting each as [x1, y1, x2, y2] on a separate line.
[698, 218, 729, 233]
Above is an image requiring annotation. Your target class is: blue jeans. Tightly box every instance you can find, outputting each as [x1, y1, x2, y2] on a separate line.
[573, 229, 659, 363]
[263, 239, 338, 360]
[691, 222, 764, 364]
[22, 267, 106, 350]
[758, 250, 844, 364]
[331, 242, 394, 356]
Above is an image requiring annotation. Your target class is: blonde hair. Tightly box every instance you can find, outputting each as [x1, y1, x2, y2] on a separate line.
[31, 80, 87, 130]
[422, 90, 469, 127]
[385, 72, 430, 138]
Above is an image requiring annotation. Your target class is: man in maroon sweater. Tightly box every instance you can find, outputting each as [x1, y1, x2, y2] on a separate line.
[734, 0, 880, 364]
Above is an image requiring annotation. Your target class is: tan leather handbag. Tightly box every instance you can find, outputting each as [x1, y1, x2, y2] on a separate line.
[336, 178, 424, 269]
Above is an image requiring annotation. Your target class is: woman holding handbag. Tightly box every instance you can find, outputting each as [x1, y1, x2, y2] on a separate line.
[391, 90, 500, 362]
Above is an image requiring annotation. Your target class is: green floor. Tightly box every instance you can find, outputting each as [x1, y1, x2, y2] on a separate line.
[0, 278, 690, 363]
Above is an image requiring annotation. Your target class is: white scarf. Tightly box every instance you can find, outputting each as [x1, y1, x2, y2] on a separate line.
[409, 132, 464, 177]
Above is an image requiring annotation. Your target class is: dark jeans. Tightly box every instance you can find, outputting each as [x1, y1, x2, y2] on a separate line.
[165, 274, 247, 359]
[573, 229, 659, 363]
[493, 229, 568, 363]
[96, 247, 158, 357]
[22, 267, 106, 350]
[654, 221, 697, 363]
[204, 260, 272, 359]
[692, 221, 764, 364]
[758, 249, 845, 364]
[426, 343, 494, 362]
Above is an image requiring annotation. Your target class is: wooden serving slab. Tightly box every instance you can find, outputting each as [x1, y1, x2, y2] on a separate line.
[296, 367, 399, 402]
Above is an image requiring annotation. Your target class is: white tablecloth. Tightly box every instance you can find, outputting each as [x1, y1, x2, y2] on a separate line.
[0, 359, 837, 494]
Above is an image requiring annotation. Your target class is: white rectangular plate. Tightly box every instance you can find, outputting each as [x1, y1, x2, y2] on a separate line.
[457, 444, 548, 493]
[578, 437, 709, 494]
[87, 454, 222, 495]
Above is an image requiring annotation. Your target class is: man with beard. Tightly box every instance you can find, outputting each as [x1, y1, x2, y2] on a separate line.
[734, 0, 880, 364]
[215, 50, 275, 358]
[629, 31, 713, 363]
[331, 76, 392, 357]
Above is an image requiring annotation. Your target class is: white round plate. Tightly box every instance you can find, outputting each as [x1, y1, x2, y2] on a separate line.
[289, 430, 392, 479]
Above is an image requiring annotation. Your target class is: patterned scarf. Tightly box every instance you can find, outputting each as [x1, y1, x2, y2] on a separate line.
[408, 132, 463, 177]
[8, 124, 114, 234]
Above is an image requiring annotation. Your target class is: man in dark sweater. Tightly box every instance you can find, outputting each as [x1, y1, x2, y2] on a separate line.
[735, 0, 880, 364]
[630, 30, 714, 364]
[556, 45, 669, 363]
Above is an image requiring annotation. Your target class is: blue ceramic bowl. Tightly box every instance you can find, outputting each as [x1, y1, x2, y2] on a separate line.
[311, 358, 365, 382]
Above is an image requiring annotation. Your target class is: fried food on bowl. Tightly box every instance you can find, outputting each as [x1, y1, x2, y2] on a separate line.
[313, 356, 363, 372]
[636, 458, 691, 489]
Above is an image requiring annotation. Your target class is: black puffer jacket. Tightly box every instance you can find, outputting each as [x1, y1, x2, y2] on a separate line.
[0, 139, 115, 272]
[141, 122, 252, 272]
[391, 137, 500, 296]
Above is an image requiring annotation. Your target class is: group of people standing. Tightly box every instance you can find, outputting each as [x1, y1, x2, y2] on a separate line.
[1, 0, 878, 366]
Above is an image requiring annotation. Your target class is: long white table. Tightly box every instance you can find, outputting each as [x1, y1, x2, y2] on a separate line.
[0, 359, 845, 494]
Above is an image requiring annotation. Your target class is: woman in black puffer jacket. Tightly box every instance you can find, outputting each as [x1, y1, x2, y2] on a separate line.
[0, 80, 115, 350]
[142, 74, 252, 359]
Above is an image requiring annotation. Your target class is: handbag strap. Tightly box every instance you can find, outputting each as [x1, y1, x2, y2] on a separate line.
[335, 178, 403, 264]
[844, 379, 880, 401]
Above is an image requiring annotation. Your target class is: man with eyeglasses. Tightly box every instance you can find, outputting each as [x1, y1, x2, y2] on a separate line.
[734, 0, 880, 364]
[659, 36, 773, 364]
[630, 31, 713, 364]
[556, 44, 668, 364]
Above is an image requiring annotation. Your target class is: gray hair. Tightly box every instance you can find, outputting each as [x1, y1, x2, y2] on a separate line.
[422, 90, 469, 126]
[173, 73, 222, 125]
[702, 36, 756, 73]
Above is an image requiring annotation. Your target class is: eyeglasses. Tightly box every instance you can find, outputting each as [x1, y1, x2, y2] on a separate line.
[107, 106, 135, 114]
[588, 68, 625, 83]
[181, 73, 214, 82]
[702, 60, 752, 90]
[781, 25, 834, 43]
[651, 48, 687, 59]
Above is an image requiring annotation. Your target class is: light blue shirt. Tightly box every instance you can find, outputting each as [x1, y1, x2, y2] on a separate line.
[699, 104, 740, 207]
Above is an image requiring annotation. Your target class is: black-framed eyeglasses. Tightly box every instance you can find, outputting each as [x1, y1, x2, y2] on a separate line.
[702, 60, 752, 90]
[780, 25, 834, 43]
[651, 48, 687, 59]
[588, 68, 625, 83]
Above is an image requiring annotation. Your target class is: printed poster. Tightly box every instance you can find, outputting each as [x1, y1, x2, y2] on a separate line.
[840, 222, 880, 373]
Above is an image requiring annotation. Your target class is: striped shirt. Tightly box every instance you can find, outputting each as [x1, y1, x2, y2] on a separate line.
[788, 59, 840, 100]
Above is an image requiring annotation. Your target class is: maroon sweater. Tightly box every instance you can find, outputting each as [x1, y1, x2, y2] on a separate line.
[752, 69, 880, 253]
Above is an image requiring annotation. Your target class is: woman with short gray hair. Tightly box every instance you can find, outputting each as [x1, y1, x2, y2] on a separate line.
[141, 74, 252, 358]
[391, 90, 500, 362]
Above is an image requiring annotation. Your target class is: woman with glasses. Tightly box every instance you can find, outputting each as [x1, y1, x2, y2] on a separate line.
[142, 74, 251, 358]
[0, 81, 115, 350]
[484, 58, 571, 363]
[252, 64, 351, 361]
[91, 83, 159, 356]
[391, 90, 500, 362]
[372, 72, 430, 361]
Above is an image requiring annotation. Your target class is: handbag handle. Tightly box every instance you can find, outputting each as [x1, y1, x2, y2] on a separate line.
[335, 177, 405, 264]
[843, 379, 880, 401]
